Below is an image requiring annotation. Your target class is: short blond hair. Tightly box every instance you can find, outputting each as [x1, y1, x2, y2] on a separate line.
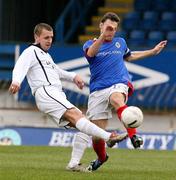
[34, 23, 53, 36]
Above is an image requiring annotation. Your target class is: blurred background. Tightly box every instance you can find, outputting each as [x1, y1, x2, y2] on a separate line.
[0, 0, 175, 149]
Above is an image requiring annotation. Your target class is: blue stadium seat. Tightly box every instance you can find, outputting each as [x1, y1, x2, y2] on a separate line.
[134, 0, 152, 11]
[122, 12, 141, 31]
[143, 11, 160, 21]
[147, 31, 165, 46]
[166, 31, 176, 48]
[122, 19, 139, 31]
[139, 11, 159, 31]
[161, 12, 176, 21]
[128, 30, 146, 46]
[125, 11, 141, 20]
[159, 22, 176, 32]
[158, 12, 176, 31]
[159, 20, 176, 32]
[171, 0, 176, 11]
[140, 20, 157, 31]
[115, 31, 128, 39]
[151, 0, 170, 11]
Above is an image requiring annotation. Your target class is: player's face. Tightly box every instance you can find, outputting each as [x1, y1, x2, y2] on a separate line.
[35, 29, 53, 51]
[100, 19, 118, 41]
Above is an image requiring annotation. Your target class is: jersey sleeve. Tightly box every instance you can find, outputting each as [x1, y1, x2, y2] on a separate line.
[124, 48, 131, 59]
[56, 66, 76, 81]
[83, 40, 94, 60]
[12, 48, 34, 85]
[83, 40, 93, 52]
[121, 38, 131, 59]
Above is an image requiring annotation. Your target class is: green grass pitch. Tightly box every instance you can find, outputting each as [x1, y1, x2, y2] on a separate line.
[0, 146, 176, 180]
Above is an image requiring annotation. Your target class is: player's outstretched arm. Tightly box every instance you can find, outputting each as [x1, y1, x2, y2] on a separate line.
[152, 40, 168, 55]
[125, 40, 167, 61]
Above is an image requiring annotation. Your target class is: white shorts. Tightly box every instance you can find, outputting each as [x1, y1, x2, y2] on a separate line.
[35, 85, 75, 127]
[86, 83, 129, 121]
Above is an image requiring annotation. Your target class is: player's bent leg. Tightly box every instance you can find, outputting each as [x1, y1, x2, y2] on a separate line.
[64, 108, 122, 143]
[130, 135, 143, 149]
[110, 92, 143, 148]
[117, 106, 143, 148]
[66, 132, 90, 171]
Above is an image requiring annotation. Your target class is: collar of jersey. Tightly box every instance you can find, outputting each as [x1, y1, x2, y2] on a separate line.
[31, 43, 48, 53]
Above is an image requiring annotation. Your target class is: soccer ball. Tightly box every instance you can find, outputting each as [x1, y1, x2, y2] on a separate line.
[121, 106, 143, 128]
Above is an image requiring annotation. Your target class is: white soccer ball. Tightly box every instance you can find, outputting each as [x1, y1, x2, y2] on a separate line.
[121, 106, 143, 128]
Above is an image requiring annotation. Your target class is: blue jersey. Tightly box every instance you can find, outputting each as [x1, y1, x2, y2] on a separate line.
[83, 37, 132, 93]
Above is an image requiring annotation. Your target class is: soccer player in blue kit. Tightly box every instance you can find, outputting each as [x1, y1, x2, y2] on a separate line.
[67, 12, 167, 171]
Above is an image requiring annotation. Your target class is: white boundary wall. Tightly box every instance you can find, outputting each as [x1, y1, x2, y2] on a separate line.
[0, 109, 176, 133]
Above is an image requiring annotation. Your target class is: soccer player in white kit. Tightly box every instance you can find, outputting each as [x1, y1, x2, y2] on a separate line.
[9, 23, 128, 171]
[67, 12, 167, 172]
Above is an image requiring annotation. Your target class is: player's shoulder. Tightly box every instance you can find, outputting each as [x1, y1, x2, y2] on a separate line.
[20, 44, 33, 55]
[83, 39, 96, 50]
[24, 44, 38, 51]
[20, 44, 41, 58]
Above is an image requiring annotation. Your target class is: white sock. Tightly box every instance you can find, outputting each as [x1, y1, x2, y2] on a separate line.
[75, 118, 111, 141]
[68, 132, 90, 168]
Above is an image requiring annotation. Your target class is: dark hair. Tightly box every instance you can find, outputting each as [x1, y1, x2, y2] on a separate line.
[100, 12, 120, 23]
[34, 23, 53, 36]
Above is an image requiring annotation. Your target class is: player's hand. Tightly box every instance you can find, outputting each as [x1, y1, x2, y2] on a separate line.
[153, 40, 167, 55]
[100, 25, 115, 39]
[9, 82, 20, 94]
[73, 75, 84, 90]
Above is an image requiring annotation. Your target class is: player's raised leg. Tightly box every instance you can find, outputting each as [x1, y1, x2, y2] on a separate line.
[63, 108, 127, 148]
[110, 92, 143, 148]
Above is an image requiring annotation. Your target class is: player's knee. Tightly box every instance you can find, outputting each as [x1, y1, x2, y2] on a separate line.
[64, 108, 84, 122]
[91, 119, 107, 129]
[110, 93, 125, 108]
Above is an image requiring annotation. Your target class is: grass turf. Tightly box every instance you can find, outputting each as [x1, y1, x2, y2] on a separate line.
[0, 146, 176, 180]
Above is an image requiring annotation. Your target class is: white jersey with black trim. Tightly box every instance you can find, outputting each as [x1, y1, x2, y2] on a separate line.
[12, 44, 76, 95]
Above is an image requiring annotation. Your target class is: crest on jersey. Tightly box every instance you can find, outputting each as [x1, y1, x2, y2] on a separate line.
[115, 42, 121, 48]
